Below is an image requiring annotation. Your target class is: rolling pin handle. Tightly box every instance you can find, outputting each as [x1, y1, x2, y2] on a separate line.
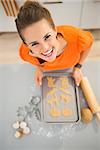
[96, 112, 100, 121]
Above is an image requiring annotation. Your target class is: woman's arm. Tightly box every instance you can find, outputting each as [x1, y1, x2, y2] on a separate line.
[34, 66, 43, 86]
[77, 48, 92, 65]
[73, 47, 92, 86]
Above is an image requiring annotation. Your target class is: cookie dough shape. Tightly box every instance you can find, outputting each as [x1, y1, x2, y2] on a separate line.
[47, 77, 55, 88]
[60, 94, 71, 103]
[48, 96, 59, 106]
[49, 108, 61, 117]
[60, 77, 69, 89]
[62, 108, 73, 116]
[47, 88, 57, 96]
[59, 87, 71, 95]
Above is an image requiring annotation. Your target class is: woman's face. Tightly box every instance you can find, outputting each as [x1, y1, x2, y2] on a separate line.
[22, 19, 60, 62]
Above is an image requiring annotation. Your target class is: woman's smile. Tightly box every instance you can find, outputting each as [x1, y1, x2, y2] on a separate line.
[41, 47, 57, 62]
[41, 48, 53, 56]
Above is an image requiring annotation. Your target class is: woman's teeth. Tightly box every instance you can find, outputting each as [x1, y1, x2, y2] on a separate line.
[42, 48, 53, 56]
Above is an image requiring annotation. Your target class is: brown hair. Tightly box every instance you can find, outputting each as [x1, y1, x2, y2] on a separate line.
[15, 0, 55, 44]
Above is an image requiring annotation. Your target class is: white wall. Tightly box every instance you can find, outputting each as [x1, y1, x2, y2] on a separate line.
[0, 0, 100, 32]
[80, 0, 100, 29]
[0, 2, 17, 32]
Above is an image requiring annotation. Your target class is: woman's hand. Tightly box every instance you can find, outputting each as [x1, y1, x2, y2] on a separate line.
[34, 67, 43, 86]
[72, 67, 83, 86]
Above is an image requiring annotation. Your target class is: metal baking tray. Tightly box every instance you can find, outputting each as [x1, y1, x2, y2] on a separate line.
[41, 71, 81, 123]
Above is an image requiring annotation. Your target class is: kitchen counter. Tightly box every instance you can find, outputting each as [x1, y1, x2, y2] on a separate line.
[0, 60, 100, 150]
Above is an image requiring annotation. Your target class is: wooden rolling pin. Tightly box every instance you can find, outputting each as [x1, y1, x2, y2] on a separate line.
[80, 76, 100, 121]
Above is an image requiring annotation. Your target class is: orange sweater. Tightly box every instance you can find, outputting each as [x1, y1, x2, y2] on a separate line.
[19, 25, 94, 70]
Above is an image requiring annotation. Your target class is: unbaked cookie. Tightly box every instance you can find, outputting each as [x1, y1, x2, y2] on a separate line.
[60, 76, 69, 89]
[60, 94, 71, 103]
[49, 108, 61, 117]
[48, 95, 59, 106]
[47, 77, 55, 88]
[47, 88, 57, 96]
[62, 108, 73, 116]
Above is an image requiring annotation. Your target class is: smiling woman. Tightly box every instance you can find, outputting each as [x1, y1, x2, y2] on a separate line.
[21, 19, 61, 62]
[15, 0, 94, 86]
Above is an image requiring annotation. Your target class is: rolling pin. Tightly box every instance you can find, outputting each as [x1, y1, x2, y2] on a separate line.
[80, 76, 100, 121]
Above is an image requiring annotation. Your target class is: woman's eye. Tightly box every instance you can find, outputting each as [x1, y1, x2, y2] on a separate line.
[31, 43, 38, 47]
[45, 35, 51, 40]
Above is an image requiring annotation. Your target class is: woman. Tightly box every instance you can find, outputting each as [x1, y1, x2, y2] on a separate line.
[15, 0, 94, 86]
